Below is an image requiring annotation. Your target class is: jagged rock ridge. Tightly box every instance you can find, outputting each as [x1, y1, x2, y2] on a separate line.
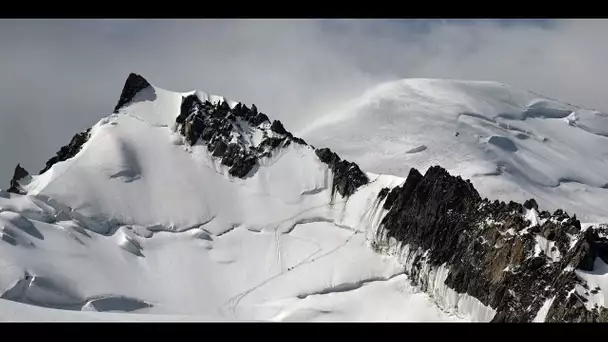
[175, 93, 307, 178]
[175, 92, 368, 196]
[6, 73, 370, 199]
[315, 148, 369, 197]
[378, 165, 608, 322]
[38, 128, 91, 175]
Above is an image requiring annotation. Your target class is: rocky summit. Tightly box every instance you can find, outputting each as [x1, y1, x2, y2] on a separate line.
[175, 91, 368, 195]
[7, 164, 30, 195]
[113, 73, 152, 113]
[376, 165, 608, 322]
[174, 93, 306, 178]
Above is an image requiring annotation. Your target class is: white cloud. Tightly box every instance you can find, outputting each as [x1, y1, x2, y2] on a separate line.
[1, 19, 607, 183]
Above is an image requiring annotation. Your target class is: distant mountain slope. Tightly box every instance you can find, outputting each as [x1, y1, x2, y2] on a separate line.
[300, 78, 608, 222]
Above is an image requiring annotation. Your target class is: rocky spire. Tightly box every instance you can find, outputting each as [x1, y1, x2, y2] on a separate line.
[7, 163, 29, 194]
[113, 73, 152, 113]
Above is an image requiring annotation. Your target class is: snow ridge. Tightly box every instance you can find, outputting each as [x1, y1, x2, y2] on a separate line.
[300, 78, 608, 223]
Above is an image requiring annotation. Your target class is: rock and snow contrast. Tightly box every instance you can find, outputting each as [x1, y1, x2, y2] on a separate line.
[2, 73, 608, 322]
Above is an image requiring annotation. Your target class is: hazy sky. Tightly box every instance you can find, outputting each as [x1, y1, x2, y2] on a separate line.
[1, 19, 608, 184]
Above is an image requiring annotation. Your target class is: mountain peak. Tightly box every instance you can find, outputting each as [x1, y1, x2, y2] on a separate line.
[7, 163, 29, 194]
[113, 73, 152, 113]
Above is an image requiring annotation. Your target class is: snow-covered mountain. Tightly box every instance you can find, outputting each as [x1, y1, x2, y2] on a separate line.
[1, 74, 608, 322]
[300, 78, 608, 224]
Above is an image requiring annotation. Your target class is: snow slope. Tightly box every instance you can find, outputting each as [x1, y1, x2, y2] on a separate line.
[300, 78, 608, 223]
[0, 78, 465, 321]
[0, 174, 458, 321]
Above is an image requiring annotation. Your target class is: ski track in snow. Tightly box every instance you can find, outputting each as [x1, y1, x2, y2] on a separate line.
[219, 228, 357, 318]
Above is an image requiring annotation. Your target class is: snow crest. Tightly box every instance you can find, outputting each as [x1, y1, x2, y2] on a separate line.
[2, 76, 606, 321]
[301, 78, 608, 223]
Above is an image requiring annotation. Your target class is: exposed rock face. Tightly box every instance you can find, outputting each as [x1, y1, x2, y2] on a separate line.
[174, 93, 366, 193]
[113, 73, 152, 113]
[315, 148, 341, 166]
[315, 147, 369, 197]
[523, 198, 539, 211]
[175, 94, 313, 179]
[383, 168, 423, 211]
[378, 165, 608, 322]
[270, 120, 287, 135]
[290, 136, 308, 146]
[249, 113, 270, 127]
[211, 140, 228, 157]
[377, 187, 389, 200]
[38, 129, 91, 175]
[333, 160, 369, 197]
[7, 164, 30, 194]
[21, 73, 354, 198]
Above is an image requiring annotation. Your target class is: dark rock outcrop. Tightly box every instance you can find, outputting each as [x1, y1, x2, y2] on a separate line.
[523, 198, 539, 211]
[378, 187, 389, 200]
[221, 143, 244, 167]
[211, 140, 228, 157]
[228, 155, 257, 178]
[259, 137, 285, 151]
[231, 103, 254, 119]
[7, 164, 30, 194]
[315, 148, 369, 197]
[177, 93, 204, 124]
[315, 148, 341, 166]
[382, 186, 400, 210]
[383, 168, 423, 211]
[174, 94, 366, 191]
[378, 165, 608, 322]
[39, 128, 91, 175]
[113, 73, 152, 113]
[249, 113, 270, 127]
[270, 120, 287, 135]
[174, 95, 315, 180]
[382, 166, 481, 265]
[290, 137, 307, 146]
[333, 160, 369, 198]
